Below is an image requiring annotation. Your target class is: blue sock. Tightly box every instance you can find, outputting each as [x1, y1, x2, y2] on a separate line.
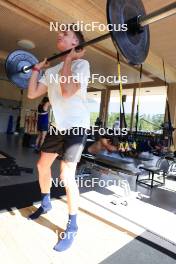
[28, 193, 52, 220]
[54, 214, 78, 252]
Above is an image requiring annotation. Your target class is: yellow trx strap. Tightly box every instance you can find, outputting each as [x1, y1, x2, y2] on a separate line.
[125, 141, 129, 151]
[119, 142, 124, 152]
[132, 141, 137, 150]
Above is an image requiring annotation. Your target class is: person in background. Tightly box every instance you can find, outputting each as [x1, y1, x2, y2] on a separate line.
[35, 96, 50, 152]
[113, 117, 120, 130]
[87, 136, 118, 155]
[95, 117, 103, 128]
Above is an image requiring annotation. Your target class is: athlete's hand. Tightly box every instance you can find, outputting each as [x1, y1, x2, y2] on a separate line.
[66, 48, 85, 61]
[35, 58, 50, 70]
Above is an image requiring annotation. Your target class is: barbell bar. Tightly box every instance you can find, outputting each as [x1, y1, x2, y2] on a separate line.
[5, 0, 176, 89]
[139, 2, 176, 27]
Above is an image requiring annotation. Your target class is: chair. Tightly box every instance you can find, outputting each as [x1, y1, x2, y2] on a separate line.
[136, 157, 170, 188]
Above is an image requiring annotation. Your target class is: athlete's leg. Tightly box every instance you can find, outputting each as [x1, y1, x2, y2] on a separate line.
[28, 152, 58, 220]
[54, 160, 78, 251]
[60, 160, 78, 214]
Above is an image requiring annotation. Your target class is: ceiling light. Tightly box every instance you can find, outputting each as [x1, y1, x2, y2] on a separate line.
[17, 39, 35, 49]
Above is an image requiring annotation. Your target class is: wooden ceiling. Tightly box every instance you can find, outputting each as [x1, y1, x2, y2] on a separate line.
[0, 0, 176, 87]
[4, 0, 175, 67]
[143, 0, 176, 69]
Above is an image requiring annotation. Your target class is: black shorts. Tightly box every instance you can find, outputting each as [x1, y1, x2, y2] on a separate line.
[41, 127, 87, 163]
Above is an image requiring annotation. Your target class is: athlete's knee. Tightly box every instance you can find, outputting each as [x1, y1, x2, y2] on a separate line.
[60, 161, 77, 182]
[61, 160, 77, 171]
[37, 159, 51, 172]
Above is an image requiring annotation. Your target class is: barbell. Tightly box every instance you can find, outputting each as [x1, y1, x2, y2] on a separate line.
[5, 0, 176, 89]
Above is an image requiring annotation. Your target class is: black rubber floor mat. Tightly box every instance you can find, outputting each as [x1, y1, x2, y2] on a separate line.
[0, 151, 33, 176]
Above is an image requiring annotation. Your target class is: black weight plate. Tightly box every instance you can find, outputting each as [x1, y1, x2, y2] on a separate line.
[5, 50, 40, 89]
[107, 0, 150, 65]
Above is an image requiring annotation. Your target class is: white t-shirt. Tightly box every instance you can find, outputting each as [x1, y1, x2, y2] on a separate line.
[39, 59, 90, 131]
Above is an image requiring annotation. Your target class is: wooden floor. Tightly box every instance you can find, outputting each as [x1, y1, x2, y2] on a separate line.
[79, 186, 176, 245]
[0, 199, 137, 264]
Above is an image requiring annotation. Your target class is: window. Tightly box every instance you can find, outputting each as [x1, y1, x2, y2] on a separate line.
[136, 87, 167, 132]
[87, 91, 101, 126]
[107, 87, 167, 132]
[107, 89, 134, 128]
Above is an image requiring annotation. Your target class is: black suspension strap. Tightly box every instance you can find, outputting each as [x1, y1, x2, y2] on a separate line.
[117, 53, 127, 129]
[162, 60, 174, 147]
[135, 64, 143, 133]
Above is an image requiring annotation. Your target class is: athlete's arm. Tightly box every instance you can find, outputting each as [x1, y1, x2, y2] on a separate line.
[27, 58, 49, 99]
[60, 48, 85, 98]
